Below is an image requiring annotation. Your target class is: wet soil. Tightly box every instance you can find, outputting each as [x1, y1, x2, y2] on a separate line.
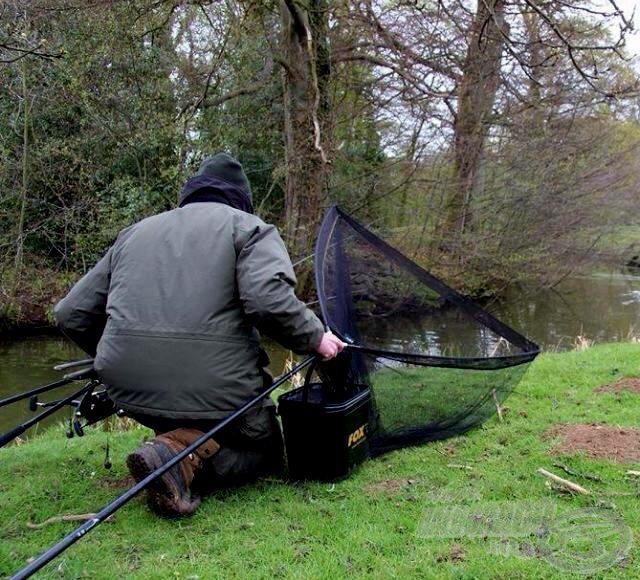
[362, 478, 419, 494]
[545, 423, 640, 463]
[593, 377, 640, 394]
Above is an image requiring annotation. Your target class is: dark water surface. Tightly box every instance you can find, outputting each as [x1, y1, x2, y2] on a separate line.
[494, 270, 640, 349]
[0, 337, 85, 439]
[1, 270, 638, 436]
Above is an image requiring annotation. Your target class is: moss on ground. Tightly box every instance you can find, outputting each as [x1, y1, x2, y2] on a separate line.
[1, 343, 639, 579]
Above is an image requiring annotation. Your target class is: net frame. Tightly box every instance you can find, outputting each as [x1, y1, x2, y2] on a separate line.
[314, 206, 540, 370]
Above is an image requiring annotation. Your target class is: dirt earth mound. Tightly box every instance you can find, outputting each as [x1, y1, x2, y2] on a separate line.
[362, 478, 419, 494]
[593, 377, 640, 394]
[545, 423, 640, 463]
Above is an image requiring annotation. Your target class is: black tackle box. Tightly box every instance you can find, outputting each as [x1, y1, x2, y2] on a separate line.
[277, 382, 372, 481]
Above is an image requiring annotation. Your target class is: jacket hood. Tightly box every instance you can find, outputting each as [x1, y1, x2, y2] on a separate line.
[178, 153, 253, 213]
[178, 175, 254, 214]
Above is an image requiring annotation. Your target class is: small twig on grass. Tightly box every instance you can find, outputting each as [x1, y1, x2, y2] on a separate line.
[447, 464, 474, 471]
[26, 513, 113, 530]
[552, 462, 602, 482]
[626, 470, 640, 477]
[601, 491, 638, 497]
[537, 468, 590, 495]
[491, 389, 503, 422]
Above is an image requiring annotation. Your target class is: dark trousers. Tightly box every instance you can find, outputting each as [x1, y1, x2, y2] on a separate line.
[128, 404, 285, 493]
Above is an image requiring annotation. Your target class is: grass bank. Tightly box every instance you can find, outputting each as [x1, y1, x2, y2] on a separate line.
[1, 343, 639, 579]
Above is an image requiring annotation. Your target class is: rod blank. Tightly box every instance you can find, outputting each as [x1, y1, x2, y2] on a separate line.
[0, 383, 95, 448]
[10, 355, 315, 580]
[0, 367, 95, 409]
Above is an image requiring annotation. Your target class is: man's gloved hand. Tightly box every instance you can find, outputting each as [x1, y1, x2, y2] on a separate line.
[316, 331, 347, 360]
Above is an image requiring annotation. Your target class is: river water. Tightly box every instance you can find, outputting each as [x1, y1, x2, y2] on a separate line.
[1, 269, 638, 436]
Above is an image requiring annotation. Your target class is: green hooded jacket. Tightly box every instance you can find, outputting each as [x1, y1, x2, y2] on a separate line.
[55, 155, 324, 419]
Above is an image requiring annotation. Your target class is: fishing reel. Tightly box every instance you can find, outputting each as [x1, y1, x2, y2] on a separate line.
[69, 383, 119, 439]
[0, 357, 124, 472]
[28, 378, 122, 469]
[29, 380, 120, 438]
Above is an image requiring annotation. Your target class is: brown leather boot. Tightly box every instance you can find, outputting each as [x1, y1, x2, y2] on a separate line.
[126, 428, 219, 517]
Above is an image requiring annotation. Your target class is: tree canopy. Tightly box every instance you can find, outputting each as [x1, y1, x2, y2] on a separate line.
[1, 0, 638, 328]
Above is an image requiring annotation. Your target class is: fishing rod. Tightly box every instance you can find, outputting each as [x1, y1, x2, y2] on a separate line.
[0, 362, 95, 409]
[0, 381, 98, 448]
[10, 354, 316, 580]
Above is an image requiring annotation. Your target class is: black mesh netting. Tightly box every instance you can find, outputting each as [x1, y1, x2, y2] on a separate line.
[314, 206, 540, 455]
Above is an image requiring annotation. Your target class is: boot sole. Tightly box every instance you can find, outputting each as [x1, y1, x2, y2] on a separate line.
[126, 445, 200, 517]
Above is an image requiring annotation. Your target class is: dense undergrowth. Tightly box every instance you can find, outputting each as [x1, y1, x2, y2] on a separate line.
[0, 343, 638, 578]
[3, 224, 637, 333]
[0, 265, 73, 334]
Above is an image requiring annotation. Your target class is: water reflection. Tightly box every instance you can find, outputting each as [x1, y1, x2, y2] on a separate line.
[0, 270, 638, 434]
[0, 336, 84, 437]
[360, 309, 514, 359]
[354, 270, 640, 357]
[622, 290, 640, 306]
[490, 271, 640, 350]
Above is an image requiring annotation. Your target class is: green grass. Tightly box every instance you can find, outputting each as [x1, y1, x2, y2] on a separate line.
[371, 364, 525, 432]
[1, 343, 639, 579]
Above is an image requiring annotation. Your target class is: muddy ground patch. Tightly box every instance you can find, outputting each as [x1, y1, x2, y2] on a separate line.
[593, 377, 640, 394]
[545, 423, 640, 462]
[362, 478, 420, 495]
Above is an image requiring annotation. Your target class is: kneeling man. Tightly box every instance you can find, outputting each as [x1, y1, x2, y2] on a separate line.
[55, 153, 344, 516]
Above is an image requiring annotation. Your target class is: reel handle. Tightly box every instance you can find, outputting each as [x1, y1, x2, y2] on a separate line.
[63, 367, 95, 381]
[73, 419, 85, 437]
[54, 359, 94, 372]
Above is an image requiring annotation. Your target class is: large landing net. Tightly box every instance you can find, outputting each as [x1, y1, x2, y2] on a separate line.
[314, 206, 540, 455]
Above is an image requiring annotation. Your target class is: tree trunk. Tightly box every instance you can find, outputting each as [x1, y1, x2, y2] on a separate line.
[280, 0, 332, 290]
[523, 12, 544, 131]
[445, 0, 506, 240]
[14, 58, 30, 280]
